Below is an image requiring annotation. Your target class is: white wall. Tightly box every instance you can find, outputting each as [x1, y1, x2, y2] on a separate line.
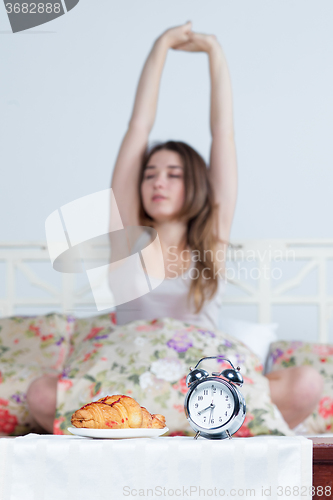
[1, 0, 332, 242]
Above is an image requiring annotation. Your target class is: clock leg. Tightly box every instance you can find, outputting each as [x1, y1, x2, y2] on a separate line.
[194, 431, 201, 440]
[226, 430, 232, 440]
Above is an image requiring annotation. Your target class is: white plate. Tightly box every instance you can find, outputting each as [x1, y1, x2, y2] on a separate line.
[67, 426, 169, 439]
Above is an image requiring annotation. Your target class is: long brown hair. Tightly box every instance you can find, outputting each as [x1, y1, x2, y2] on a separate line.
[139, 140, 228, 314]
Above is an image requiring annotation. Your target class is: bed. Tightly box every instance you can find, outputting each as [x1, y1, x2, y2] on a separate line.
[1, 238, 333, 498]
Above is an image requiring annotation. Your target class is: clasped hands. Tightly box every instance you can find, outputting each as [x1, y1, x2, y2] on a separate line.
[160, 21, 220, 54]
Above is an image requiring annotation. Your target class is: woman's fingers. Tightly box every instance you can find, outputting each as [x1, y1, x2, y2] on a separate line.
[180, 20, 192, 34]
[160, 23, 219, 53]
[173, 32, 219, 53]
[162, 21, 193, 49]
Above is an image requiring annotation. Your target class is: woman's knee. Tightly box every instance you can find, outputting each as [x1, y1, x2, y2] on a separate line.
[26, 374, 58, 416]
[267, 365, 324, 416]
[290, 366, 323, 412]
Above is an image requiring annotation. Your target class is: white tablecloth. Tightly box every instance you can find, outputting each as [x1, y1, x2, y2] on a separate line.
[0, 435, 312, 500]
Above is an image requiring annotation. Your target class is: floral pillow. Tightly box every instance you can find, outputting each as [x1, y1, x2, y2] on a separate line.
[0, 313, 74, 436]
[267, 341, 333, 434]
[55, 316, 294, 437]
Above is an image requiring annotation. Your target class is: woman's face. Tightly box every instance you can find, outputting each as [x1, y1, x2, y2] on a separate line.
[141, 149, 185, 223]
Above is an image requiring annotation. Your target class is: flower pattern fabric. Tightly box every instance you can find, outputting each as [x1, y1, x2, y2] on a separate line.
[0, 312, 294, 437]
[54, 316, 293, 437]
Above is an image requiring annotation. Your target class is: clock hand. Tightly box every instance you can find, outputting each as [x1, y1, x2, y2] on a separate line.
[209, 404, 215, 424]
[197, 404, 212, 415]
[198, 402, 216, 416]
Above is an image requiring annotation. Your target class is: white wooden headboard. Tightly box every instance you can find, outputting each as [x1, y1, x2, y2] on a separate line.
[0, 239, 332, 343]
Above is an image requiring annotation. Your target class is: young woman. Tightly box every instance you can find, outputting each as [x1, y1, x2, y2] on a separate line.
[27, 22, 323, 433]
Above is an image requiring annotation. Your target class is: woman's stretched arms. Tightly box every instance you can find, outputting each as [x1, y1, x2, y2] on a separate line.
[175, 33, 238, 244]
[111, 22, 192, 226]
[208, 39, 238, 244]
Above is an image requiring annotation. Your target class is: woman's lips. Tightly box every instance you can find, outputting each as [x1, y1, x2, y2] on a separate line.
[152, 195, 167, 201]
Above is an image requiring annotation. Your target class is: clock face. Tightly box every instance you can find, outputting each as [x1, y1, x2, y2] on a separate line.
[188, 380, 236, 430]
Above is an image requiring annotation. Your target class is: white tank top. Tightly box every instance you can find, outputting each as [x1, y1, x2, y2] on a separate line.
[115, 260, 226, 331]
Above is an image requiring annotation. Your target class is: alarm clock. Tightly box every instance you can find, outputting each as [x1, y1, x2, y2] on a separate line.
[184, 356, 246, 439]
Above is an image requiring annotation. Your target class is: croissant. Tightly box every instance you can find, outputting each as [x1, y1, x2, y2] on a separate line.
[71, 395, 166, 430]
[140, 406, 166, 429]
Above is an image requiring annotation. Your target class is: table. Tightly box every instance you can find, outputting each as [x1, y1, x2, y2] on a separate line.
[0, 435, 312, 500]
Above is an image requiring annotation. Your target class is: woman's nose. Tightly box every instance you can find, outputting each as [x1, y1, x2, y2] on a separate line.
[153, 173, 166, 188]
